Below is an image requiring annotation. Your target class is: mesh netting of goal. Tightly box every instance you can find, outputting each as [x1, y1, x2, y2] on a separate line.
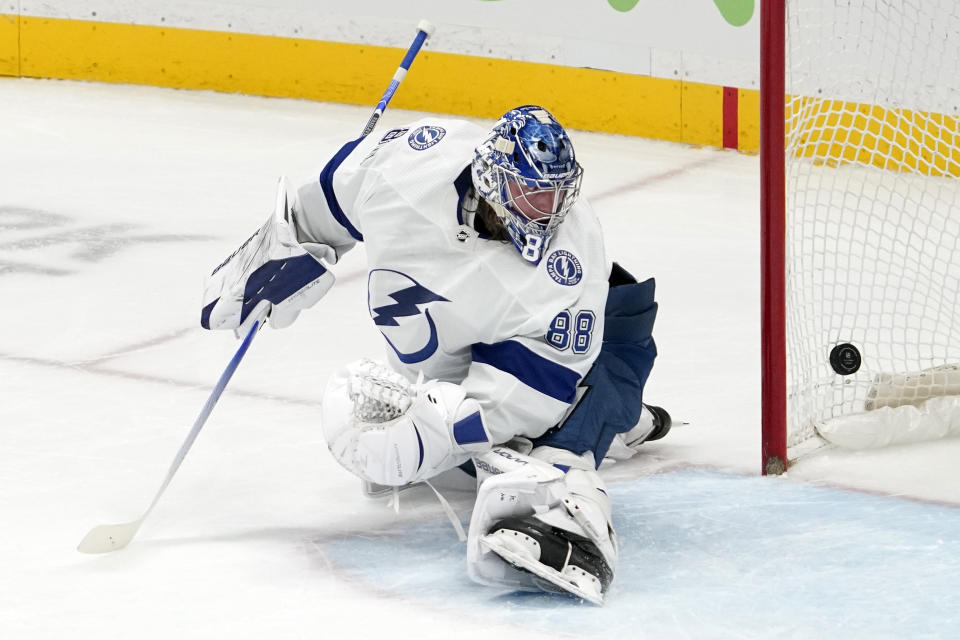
[781, 0, 960, 455]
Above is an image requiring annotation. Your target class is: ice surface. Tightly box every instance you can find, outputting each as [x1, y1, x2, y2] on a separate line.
[1, 78, 958, 639]
[324, 471, 960, 639]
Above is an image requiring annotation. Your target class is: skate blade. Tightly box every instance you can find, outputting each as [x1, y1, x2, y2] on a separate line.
[480, 533, 605, 605]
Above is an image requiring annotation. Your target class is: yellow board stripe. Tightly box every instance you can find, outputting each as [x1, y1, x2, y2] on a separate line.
[738, 88, 760, 152]
[0, 13, 18, 76]
[10, 13, 960, 173]
[7, 15, 709, 144]
[682, 81, 724, 148]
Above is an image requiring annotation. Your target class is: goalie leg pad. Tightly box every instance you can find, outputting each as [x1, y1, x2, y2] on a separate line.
[482, 516, 612, 605]
[466, 446, 618, 604]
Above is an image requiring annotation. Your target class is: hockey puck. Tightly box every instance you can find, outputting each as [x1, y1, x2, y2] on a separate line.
[829, 343, 861, 375]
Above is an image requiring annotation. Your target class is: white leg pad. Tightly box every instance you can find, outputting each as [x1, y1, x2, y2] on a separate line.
[479, 530, 605, 605]
[466, 447, 566, 591]
[467, 446, 618, 604]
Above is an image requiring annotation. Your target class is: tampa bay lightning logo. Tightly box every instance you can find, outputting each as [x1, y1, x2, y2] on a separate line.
[368, 269, 449, 364]
[545, 250, 583, 286]
[408, 126, 446, 151]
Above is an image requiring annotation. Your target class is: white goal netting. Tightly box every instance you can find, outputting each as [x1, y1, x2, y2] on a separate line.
[784, 0, 960, 453]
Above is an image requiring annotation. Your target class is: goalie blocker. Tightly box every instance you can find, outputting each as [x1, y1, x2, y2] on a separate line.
[200, 177, 338, 337]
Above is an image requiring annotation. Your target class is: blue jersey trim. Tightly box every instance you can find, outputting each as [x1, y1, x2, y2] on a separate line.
[319, 138, 364, 242]
[471, 340, 581, 404]
[452, 411, 488, 446]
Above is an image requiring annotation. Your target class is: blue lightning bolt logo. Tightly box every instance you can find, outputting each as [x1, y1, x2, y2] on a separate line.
[371, 283, 448, 326]
[368, 270, 449, 364]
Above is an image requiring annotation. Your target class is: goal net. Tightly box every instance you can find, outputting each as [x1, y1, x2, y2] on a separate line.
[762, 0, 960, 471]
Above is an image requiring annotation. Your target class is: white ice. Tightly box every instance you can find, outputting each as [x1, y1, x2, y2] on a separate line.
[1, 78, 958, 639]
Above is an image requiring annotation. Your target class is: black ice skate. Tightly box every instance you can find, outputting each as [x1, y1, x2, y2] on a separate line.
[622, 403, 673, 448]
[642, 403, 673, 442]
[481, 514, 613, 605]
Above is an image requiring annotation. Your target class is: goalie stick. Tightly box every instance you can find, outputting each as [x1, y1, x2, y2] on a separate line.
[78, 318, 264, 553]
[77, 19, 437, 554]
[362, 19, 436, 137]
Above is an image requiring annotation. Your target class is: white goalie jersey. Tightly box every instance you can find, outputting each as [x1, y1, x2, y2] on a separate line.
[295, 118, 611, 444]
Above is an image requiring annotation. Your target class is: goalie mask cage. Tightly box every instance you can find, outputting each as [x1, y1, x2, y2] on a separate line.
[761, 0, 960, 474]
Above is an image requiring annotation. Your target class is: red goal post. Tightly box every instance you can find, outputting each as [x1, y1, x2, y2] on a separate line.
[760, 0, 787, 475]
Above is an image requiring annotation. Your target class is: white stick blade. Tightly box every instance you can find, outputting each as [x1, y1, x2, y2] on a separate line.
[77, 520, 142, 554]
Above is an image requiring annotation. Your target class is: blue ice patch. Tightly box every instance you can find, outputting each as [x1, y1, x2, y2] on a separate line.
[317, 469, 960, 638]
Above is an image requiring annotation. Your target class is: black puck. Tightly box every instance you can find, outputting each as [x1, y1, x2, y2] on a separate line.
[829, 343, 861, 375]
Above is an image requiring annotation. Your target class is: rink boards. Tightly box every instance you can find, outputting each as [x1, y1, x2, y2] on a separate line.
[0, 11, 759, 150]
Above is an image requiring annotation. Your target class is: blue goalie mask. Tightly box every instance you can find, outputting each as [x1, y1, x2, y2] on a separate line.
[471, 106, 583, 264]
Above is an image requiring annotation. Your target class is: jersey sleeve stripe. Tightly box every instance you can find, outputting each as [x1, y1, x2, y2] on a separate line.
[319, 138, 365, 242]
[471, 340, 581, 404]
[453, 411, 488, 445]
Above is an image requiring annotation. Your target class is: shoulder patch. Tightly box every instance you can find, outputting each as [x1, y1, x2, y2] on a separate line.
[545, 250, 583, 286]
[408, 126, 447, 151]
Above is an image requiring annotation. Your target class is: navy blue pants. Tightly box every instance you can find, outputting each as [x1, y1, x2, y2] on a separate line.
[531, 264, 658, 468]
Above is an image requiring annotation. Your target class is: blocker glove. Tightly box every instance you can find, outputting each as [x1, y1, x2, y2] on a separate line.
[201, 177, 336, 337]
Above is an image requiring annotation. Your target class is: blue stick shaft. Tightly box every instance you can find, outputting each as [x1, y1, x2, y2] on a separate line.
[361, 23, 435, 138]
[152, 318, 262, 506]
[77, 318, 265, 553]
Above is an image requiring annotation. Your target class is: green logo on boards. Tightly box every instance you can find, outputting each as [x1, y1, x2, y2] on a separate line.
[480, 1, 754, 25]
[713, 0, 754, 26]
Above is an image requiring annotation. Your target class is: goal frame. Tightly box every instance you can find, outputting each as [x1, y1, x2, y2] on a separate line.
[760, 0, 787, 475]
